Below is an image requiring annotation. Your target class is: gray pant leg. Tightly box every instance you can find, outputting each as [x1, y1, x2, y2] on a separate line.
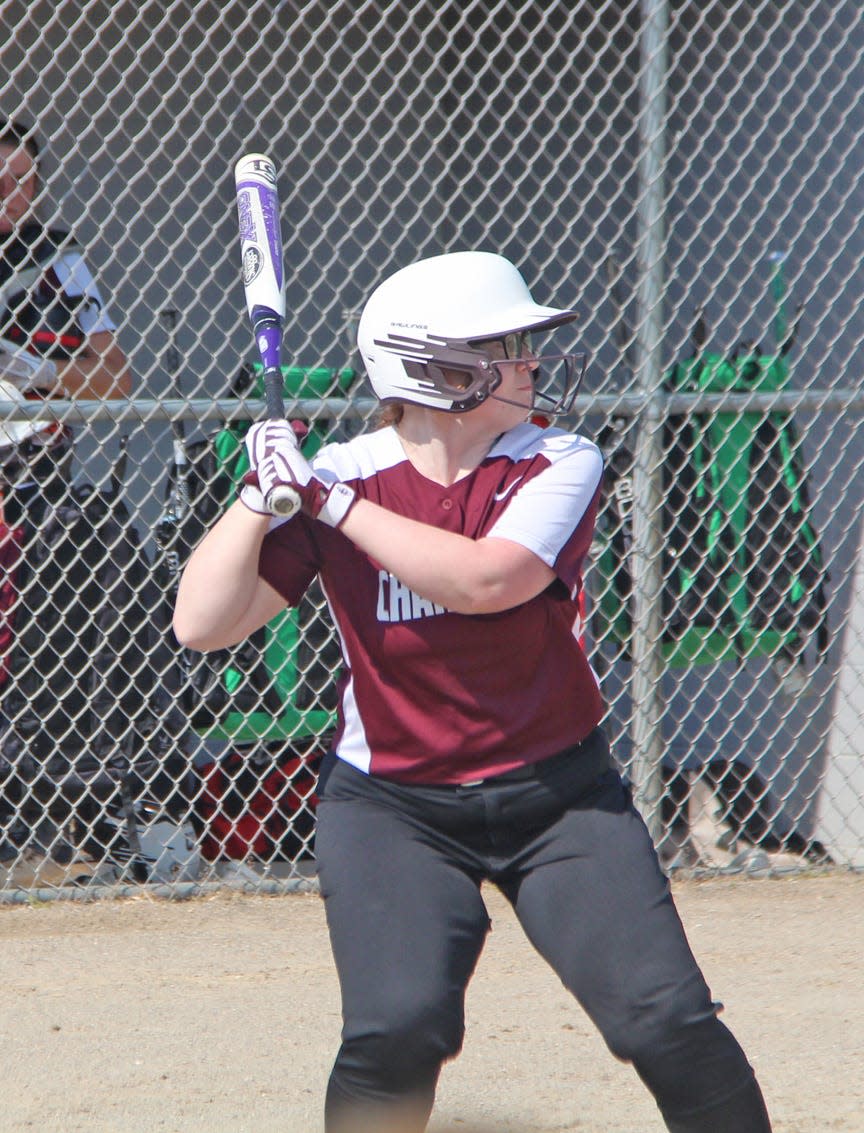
[502, 776, 771, 1132]
[315, 781, 490, 1131]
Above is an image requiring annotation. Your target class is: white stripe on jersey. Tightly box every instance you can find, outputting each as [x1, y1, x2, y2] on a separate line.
[319, 574, 373, 773]
[333, 669, 374, 773]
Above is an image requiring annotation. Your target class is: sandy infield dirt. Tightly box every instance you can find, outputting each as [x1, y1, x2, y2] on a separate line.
[1, 871, 861, 1133]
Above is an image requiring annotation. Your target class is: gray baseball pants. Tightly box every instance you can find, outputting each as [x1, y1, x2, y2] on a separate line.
[314, 730, 772, 1133]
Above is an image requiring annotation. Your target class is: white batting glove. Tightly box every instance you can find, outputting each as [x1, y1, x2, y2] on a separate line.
[244, 418, 302, 467]
[0, 337, 58, 393]
[240, 419, 357, 527]
[239, 419, 301, 514]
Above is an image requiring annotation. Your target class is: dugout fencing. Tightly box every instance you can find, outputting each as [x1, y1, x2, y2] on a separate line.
[1, 0, 863, 899]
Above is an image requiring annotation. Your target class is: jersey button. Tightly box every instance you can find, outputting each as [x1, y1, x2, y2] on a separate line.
[441, 498, 453, 510]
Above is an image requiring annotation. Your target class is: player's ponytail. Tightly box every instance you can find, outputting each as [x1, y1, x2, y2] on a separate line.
[375, 400, 404, 429]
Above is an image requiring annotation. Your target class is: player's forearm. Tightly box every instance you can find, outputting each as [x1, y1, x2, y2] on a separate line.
[56, 333, 132, 399]
[173, 501, 280, 650]
[339, 498, 552, 614]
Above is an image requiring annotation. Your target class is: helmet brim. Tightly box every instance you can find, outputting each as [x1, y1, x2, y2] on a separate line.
[464, 304, 578, 343]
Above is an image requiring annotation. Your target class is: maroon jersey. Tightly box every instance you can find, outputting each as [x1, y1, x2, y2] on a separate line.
[258, 421, 605, 785]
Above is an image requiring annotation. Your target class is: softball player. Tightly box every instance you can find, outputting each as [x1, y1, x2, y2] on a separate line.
[174, 251, 773, 1133]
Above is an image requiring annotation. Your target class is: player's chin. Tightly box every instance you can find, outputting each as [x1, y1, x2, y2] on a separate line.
[509, 399, 535, 429]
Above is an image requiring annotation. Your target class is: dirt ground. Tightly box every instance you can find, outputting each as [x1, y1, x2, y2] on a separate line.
[1, 871, 861, 1133]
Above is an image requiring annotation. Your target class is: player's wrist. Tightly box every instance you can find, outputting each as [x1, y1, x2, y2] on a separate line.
[315, 481, 357, 528]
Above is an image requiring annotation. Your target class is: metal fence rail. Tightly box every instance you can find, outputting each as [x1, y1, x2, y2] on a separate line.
[1, 0, 863, 897]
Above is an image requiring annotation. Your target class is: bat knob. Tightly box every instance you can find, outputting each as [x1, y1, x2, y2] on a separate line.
[266, 484, 302, 518]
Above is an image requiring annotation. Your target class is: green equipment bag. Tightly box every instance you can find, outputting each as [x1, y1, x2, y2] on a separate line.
[160, 364, 355, 745]
[593, 341, 829, 672]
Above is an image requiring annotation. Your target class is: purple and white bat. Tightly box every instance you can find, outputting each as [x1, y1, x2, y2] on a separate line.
[234, 153, 301, 517]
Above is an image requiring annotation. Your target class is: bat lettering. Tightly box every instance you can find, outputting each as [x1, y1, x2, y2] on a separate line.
[237, 189, 256, 241]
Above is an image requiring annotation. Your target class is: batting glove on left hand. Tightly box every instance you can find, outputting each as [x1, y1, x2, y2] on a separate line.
[241, 419, 357, 527]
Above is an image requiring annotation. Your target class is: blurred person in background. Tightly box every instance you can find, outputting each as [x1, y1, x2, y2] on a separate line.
[0, 116, 131, 526]
[0, 116, 135, 877]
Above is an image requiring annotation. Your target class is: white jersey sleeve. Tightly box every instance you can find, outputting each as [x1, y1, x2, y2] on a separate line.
[486, 427, 604, 572]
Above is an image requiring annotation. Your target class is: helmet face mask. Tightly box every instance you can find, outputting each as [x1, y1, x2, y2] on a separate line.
[486, 349, 587, 416]
[358, 251, 585, 417]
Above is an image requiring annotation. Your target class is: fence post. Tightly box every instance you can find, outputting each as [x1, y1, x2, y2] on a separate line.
[628, 0, 670, 845]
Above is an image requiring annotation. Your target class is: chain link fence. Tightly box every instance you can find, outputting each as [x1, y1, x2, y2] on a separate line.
[1, 0, 862, 897]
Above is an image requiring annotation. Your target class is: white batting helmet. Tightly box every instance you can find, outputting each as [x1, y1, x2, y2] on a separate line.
[357, 251, 583, 414]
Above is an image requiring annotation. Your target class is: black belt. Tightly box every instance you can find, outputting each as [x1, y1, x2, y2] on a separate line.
[458, 727, 607, 787]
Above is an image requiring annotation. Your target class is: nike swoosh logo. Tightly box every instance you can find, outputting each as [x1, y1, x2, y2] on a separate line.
[493, 476, 524, 502]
